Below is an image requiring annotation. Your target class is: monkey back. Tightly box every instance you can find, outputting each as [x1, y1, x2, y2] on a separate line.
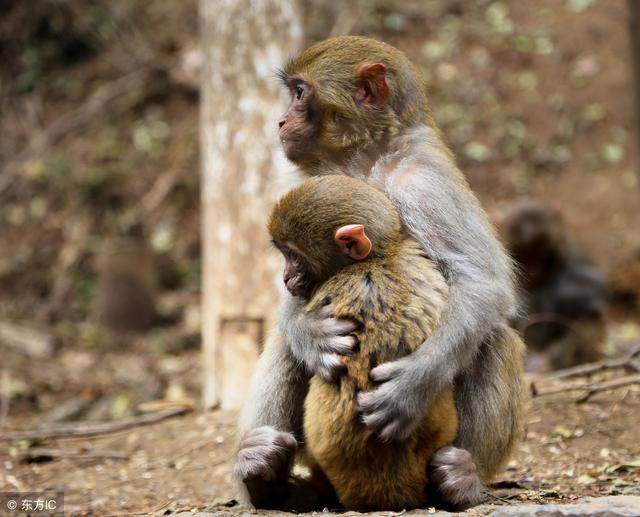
[302, 238, 458, 511]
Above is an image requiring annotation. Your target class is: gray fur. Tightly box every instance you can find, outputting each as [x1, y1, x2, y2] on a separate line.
[430, 446, 486, 507]
[234, 426, 297, 482]
[236, 124, 523, 505]
[355, 125, 518, 441]
[278, 296, 357, 382]
[235, 333, 308, 506]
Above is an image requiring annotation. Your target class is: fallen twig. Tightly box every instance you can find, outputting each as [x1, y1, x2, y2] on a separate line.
[0, 67, 153, 197]
[40, 392, 99, 423]
[102, 498, 172, 517]
[532, 373, 640, 401]
[17, 447, 128, 462]
[140, 167, 182, 216]
[486, 492, 515, 505]
[576, 374, 640, 403]
[0, 406, 191, 442]
[148, 436, 217, 469]
[0, 321, 54, 358]
[39, 221, 91, 322]
[545, 345, 640, 380]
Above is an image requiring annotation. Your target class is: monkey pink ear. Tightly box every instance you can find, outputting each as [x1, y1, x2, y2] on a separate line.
[355, 63, 390, 107]
[334, 224, 372, 261]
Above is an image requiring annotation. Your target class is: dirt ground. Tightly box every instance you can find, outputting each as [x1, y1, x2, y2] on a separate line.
[2, 1, 640, 515]
[1, 368, 639, 516]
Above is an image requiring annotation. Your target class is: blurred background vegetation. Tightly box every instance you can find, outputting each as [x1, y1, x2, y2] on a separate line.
[0, 0, 639, 426]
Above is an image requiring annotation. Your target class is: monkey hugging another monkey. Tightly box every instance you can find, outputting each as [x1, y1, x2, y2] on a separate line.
[234, 36, 525, 512]
[235, 175, 523, 511]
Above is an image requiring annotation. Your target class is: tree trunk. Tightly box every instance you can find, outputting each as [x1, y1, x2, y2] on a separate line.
[199, 0, 301, 409]
[629, 0, 640, 185]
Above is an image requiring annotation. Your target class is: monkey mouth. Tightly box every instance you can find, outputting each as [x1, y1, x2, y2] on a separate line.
[285, 275, 301, 291]
[285, 275, 307, 296]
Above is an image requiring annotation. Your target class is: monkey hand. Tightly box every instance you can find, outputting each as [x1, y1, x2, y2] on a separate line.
[281, 299, 358, 382]
[234, 426, 297, 483]
[358, 355, 435, 441]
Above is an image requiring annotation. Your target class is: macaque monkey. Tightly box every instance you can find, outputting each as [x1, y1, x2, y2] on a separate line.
[236, 36, 525, 508]
[93, 234, 157, 332]
[497, 200, 608, 372]
[266, 175, 458, 510]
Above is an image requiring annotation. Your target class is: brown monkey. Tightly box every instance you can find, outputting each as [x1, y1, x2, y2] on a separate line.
[93, 233, 157, 333]
[497, 200, 608, 372]
[267, 175, 457, 511]
[236, 36, 525, 509]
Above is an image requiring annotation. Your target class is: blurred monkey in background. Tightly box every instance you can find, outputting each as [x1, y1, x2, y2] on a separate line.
[497, 200, 608, 372]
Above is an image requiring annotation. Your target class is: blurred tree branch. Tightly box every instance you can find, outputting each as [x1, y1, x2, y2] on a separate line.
[0, 67, 152, 197]
[0, 406, 191, 442]
[0, 60, 197, 200]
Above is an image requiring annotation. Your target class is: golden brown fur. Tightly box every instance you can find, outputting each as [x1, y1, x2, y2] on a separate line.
[269, 175, 460, 510]
[238, 36, 525, 511]
[303, 238, 456, 510]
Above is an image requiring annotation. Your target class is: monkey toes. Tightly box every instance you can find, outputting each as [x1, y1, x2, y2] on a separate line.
[430, 446, 486, 508]
[234, 426, 297, 483]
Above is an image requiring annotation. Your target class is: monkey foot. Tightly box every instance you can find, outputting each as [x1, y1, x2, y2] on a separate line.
[430, 446, 486, 509]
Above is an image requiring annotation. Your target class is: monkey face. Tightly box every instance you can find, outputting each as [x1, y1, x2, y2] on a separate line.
[274, 241, 317, 298]
[278, 80, 320, 163]
[268, 177, 403, 297]
[277, 38, 410, 169]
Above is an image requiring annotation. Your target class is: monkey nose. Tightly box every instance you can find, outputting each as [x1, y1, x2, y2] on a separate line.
[278, 118, 286, 129]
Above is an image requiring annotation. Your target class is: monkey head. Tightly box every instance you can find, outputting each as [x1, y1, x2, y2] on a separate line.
[268, 175, 401, 298]
[499, 200, 564, 253]
[498, 200, 566, 285]
[277, 36, 430, 171]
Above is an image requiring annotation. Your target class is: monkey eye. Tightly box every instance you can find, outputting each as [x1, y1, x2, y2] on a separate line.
[295, 85, 305, 100]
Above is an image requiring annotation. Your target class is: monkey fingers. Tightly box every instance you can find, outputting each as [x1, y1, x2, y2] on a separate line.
[310, 308, 358, 382]
[317, 335, 356, 355]
[315, 306, 358, 340]
[430, 446, 486, 508]
[358, 363, 425, 441]
[234, 426, 297, 483]
[369, 358, 405, 382]
[357, 383, 407, 437]
[316, 353, 347, 382]
[317, 304, 335, 319]
[359, 403, 414, 442]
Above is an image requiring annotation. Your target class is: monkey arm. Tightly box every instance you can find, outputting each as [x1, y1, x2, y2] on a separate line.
[278, 294, 357, 382]
[359, 135, 517, 441]
[235, 327, 309, 507]
[238, 325, 309, 437]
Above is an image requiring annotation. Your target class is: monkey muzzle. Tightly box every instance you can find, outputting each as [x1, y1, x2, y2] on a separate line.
[283, 269, 304, 296]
